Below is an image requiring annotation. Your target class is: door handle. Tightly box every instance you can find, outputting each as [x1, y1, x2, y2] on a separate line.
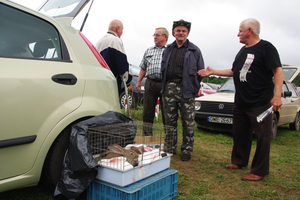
[52, 74, 77, 85]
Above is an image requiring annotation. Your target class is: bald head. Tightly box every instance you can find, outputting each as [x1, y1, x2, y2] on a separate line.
[108, 19, 124, 38]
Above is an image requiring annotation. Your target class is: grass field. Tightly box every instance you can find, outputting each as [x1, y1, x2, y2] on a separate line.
[172, 125, 300, 200]
[1, 108, 299, 200]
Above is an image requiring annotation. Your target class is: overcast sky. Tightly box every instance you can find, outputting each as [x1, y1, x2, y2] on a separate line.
[12, 0, 300, 70]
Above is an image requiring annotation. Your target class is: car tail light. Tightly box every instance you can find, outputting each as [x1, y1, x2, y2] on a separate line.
[79, 32, 110, 70]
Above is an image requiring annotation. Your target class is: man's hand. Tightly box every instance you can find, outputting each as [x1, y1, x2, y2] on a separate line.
[198, 66, 213, 77]
[136, 81, 141, 93]
[136, 68, 146, 93]
[198, 67, 233, 77]
[271, 95, 282, 111]
[271, 67, 284, 112]
[127, 84, 133, 91]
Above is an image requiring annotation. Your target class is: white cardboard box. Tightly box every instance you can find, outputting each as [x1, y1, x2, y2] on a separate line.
[95, 156, 170, 187]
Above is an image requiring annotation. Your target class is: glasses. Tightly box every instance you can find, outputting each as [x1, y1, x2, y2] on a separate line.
[152, 34, 165, 37]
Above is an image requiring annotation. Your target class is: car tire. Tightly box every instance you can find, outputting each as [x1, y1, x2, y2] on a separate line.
[271, 113, 278, 139]
[289, 112, 300, 130]
[120, 91, 134, 108]
[40, 127, 71, 191]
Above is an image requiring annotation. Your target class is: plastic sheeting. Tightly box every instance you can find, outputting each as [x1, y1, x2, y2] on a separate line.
[54, 111, 135, 200]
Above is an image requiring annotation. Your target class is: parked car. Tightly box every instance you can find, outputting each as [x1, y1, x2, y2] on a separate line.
[206, 83, 221, 91]
[0, 0, 120, 193]
[120, 64, 146, 108]
[198, 82, 217, 96]
[195, 66, 300, 139]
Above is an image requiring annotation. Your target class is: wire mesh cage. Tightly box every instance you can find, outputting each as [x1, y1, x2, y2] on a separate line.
[88, 123, 176, 171]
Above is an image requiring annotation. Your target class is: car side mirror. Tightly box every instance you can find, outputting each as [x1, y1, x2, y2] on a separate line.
[283, 91, 292, 98]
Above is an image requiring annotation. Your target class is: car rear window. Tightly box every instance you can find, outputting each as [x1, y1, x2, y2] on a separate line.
[0, 3, 66, 60]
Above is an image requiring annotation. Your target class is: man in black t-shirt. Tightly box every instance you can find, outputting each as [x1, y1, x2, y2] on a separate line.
[198, 18, 283, 181]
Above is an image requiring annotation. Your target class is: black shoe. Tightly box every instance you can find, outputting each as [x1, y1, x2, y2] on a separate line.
[181, 154, 191, 161]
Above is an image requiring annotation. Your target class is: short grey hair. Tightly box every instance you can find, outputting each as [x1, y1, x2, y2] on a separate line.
[241, 18, 260, 36]
[156, 27, 169, 38]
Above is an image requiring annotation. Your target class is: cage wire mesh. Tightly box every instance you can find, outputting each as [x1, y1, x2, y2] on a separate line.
[88, 123, 176, 171]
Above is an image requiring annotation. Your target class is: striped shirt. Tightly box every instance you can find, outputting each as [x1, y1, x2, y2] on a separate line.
[166, 40, 188, 81]
[139, 45, 166, 80]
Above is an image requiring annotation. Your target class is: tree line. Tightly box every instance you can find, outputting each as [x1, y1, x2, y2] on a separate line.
[202, 76, 229, 85]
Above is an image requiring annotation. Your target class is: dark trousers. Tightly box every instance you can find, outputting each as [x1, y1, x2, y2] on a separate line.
[142, 78, 165, 135]
[232, 103, 272, 176]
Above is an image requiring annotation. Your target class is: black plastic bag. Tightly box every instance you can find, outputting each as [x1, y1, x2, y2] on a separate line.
[54, 111, 135, 200]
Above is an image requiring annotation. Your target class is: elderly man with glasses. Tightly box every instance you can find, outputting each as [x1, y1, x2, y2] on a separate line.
[136, 27, 169, 136]
[161, 19, 205, 161]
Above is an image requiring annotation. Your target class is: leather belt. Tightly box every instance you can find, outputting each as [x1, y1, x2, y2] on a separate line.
[148, 78, 162, 82]
[168, 79, 182, 84]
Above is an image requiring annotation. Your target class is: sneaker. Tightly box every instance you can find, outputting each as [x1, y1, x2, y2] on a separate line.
[181, 154, 191, 161]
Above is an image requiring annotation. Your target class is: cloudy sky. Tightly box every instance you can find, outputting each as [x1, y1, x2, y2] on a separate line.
[12, 0, 300, 70]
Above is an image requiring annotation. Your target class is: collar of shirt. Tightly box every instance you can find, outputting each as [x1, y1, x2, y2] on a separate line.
[152, 44, 167, 50]
[107, 30, 118, 37]
[175, 40, 188, 48]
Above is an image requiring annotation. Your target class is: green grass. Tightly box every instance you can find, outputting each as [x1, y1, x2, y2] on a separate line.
[1, 108, 300, 199]
[171, 124, 300, 200]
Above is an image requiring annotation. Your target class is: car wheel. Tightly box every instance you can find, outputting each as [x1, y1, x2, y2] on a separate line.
[120, 91, 134, 108]
[40, 127, 71, 191]
[289, 112, 300, 130]
[271, 113, 278, 139]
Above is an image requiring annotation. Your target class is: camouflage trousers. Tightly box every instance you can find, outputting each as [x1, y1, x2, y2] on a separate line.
[162, 81, 195, 155]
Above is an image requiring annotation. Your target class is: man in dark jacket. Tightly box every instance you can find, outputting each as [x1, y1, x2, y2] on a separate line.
[161, 19, 205, 161]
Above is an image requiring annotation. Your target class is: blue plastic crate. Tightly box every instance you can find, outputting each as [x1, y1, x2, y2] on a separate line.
[87, 168, 178, 200]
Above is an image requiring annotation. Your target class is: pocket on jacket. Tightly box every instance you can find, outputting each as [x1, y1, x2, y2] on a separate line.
[188, 65, 200, 94]
[189, 65, 197, 76]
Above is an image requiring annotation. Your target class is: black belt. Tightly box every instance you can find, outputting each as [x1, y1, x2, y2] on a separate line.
[167, 79, 182, 84]
[148, 78, 161, 82]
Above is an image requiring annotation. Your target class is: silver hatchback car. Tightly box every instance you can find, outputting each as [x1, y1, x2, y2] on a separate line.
[0, 0, 120, 193]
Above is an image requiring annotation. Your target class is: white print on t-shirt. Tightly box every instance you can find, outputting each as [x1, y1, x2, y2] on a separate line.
[239, 54, 254, 82]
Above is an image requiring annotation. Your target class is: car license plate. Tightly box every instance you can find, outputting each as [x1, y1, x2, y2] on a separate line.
[207, 116, 233, 124]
